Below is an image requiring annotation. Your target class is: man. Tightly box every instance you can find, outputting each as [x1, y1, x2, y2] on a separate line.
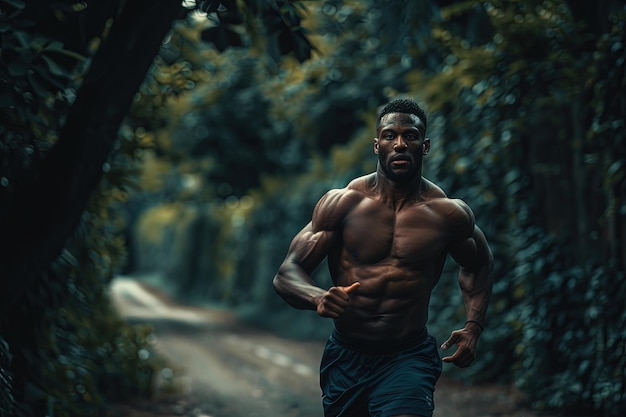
[273, 98, 494, 417]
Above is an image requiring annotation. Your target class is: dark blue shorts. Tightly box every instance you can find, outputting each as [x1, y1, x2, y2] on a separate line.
[320, 328, 442, 417]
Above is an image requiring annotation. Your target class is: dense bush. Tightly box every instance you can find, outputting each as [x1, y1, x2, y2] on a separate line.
[417, 3, 626, 414]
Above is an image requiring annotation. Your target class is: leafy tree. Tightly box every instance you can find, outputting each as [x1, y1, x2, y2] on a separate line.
[1, 0, 187, 414]
[0, 0, 314, 415]
[405, 1, 625, 414]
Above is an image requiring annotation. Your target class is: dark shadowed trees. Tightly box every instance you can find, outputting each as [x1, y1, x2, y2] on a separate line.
[0, 0, 312, 415]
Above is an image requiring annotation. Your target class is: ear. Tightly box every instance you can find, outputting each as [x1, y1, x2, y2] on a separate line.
[422, 138, 431, 155]
[373, 138, 379, 154]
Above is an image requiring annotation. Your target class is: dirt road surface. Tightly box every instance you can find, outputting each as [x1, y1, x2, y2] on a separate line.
[108, 277, 540, 417]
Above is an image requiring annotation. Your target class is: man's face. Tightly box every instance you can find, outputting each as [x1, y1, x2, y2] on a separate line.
[374, 112, 429, 183]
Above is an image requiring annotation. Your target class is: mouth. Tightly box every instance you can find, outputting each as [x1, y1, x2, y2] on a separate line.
[390, 156, 411, 168]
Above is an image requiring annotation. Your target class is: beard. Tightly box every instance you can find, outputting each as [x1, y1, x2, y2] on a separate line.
[379, 156, 418, 183]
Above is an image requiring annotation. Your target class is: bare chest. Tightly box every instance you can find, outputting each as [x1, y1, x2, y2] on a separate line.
[341, 200, 450, 265]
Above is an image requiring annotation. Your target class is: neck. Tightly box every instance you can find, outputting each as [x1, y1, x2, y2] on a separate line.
[373, 163, 425, 210]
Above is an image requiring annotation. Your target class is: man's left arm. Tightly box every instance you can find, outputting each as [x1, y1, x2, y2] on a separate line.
[442, 224, 494, 368]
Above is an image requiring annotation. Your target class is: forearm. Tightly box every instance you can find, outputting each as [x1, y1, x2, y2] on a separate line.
[459, 256, 494, 326]
[273, 262, 325, 311]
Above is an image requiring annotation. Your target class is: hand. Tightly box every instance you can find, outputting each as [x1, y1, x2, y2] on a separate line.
[440, 323, 482, 368]
[316, 282, 360, 318]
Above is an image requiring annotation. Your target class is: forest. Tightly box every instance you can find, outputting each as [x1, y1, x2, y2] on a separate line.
[0, 0, 624, 416]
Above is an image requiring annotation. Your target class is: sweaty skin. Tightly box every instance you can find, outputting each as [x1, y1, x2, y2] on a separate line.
[273, 112, 494, 369]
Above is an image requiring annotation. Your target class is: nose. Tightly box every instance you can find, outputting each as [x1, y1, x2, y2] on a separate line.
[393, 135, 408, 151]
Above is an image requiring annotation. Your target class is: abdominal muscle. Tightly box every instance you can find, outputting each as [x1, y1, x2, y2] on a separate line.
[330, 262, 434, 341]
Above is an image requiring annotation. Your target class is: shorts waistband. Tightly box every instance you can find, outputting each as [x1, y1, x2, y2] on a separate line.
[330, 327, 427, 355]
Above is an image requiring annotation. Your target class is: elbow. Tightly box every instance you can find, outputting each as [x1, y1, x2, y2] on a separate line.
[273, 272, 287, 296]
[465, 253, 494, 276]
[272, 274, 281, 292]
[273, 260, 296, 294]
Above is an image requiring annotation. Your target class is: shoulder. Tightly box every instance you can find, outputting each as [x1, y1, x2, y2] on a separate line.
[346, 173, 376, 192]
[428, 197, 475, 240]
[421, 178, 473, 226]
[312, 185, 365, 231]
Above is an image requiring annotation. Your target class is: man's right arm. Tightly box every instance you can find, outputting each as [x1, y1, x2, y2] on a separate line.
[272, 221, 334, 311]
[273, 189, 361, 317]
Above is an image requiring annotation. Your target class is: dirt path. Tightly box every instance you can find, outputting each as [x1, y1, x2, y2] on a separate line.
[107, 277, 541, 417]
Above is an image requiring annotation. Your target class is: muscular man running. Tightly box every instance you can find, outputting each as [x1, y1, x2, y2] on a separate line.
[273, 98, 494, 417]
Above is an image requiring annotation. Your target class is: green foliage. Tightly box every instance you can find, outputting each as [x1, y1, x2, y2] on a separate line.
[2, 0, 321, 413]
[515, 253, 625, 412]
[0, 132, 164, 417]
[133, 0, 439, 203]
[0, 161, 163, 417]
[0, 1, 174, 415]
[0, 0, 87, 187]
[197, 0, 313, 62]
[406, 1, 626, 415]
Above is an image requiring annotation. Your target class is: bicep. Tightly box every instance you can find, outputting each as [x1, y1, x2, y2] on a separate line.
[285, 222, 336, 274]
[284, 188, 355, 273]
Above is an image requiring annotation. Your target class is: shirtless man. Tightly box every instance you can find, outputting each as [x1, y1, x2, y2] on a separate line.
[273, 98, 494, 417]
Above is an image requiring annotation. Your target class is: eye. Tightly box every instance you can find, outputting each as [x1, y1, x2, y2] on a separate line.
[405, 133, 418, 141]
[383, 132, 395, 140]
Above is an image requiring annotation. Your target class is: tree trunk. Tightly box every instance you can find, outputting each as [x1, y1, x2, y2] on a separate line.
[0, 0, 185, 312]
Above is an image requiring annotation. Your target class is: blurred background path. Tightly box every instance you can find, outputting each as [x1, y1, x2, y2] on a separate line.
[108, 277, 542, 417]
[110, 277, 324, 417]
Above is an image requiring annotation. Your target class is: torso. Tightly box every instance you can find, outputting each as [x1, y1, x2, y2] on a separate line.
[320, 174, 473, 341]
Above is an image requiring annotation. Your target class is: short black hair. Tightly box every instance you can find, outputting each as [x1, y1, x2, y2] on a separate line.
[376, 98, 427, 135]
